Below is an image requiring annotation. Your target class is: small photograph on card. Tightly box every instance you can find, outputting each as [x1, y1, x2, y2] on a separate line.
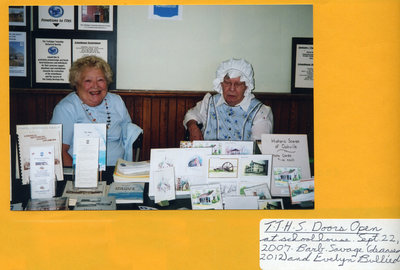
[289, 179, 314, 204]
[258, 199, 284, 210]
[208, 157, 238, 178]
[190, 184, 223, 210]
[81, 6, 110, 23]
[273, 167, 301, 187]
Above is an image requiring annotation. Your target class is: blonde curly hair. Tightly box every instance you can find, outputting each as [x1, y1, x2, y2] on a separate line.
[69, 56, 113, 90]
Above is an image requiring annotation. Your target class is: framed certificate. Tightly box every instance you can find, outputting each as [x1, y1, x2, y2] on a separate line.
[291, 37, 313, 94]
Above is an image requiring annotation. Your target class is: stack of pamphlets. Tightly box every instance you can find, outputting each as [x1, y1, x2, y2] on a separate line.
[25, 197, 69, 211]
[62, 181, 107, 206]
[73, 197, 116, 211]
[113, 158, 150, 183]
[107, 182, 144, 204]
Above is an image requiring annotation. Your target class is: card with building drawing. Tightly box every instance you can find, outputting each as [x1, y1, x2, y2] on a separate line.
[271, 167, 302, 196]
[243, 183, 271, 200]
[289, 178, 314, 204]
[238, 155, 272, 187]
[192, 140, 254, 155]
[153, 166, 176, 203]
[149, 148, 212, 199]
[218, 182, 237, 197]
[261, 134, 311, 196]
[207, 156, 239, 178]
[258, 199, 284, 210]
[190, 184, 223, 210]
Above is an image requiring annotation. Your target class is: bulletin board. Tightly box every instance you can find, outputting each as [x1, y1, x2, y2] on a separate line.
[9, 5, 117, 89]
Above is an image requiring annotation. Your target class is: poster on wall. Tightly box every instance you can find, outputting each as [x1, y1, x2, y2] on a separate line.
[9, 6, 26, 26]
[291, 37, 313, 94]
[38, 6, 74, 30]
[148, 5, 183, 20]
[9, 32, 27, 77]
[72, 39, 107, 62]
[78, 6, 113, 31]
[35, 38, 71, 83]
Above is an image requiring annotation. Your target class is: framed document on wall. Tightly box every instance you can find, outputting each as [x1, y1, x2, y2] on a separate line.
[291, 37, 313, 94]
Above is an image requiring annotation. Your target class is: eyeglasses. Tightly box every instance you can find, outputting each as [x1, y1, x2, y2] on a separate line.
[221, 80, 246, 89]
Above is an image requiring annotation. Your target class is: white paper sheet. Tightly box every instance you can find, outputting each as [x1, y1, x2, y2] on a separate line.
[75, 137, 99, 188]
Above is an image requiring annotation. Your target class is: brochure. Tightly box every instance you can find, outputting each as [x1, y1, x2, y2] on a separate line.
[107, 182, 144, 204]
[74, 137, 99, 188]
[73, 123, 106, 170]
[74, 196, 116, 211]
[16, 124, 63, 184]
[29, 145, 56, 199]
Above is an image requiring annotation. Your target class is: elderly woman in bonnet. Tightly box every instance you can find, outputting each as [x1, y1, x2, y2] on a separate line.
[183, 58, 273, 141]
[50, 56, 142, 166]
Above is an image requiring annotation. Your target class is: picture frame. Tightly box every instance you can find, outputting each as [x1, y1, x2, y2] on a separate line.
[9, 6, 26, 26]
[291, 37, 313, 94]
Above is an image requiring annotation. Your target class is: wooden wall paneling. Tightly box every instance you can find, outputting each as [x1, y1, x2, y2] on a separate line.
[36, 94, 46, 124]
[272, 99, 291, 134]
[10, 89, 314, 162]
[159, 98, 169, 148]
[45, 93, 64, 123]
[176, 97, 187, 144]
[167, 97, 177, 148]
[289, 99, 299, 133]
[120, 95, 134, 121]
[141, 97, 152, 160]
[150, 97, 160, 149]
[133, 96, 144, 128]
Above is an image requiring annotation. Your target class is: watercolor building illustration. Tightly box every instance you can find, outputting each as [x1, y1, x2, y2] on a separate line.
[244, 160, 268, 175]
[192, 190, 221, 205]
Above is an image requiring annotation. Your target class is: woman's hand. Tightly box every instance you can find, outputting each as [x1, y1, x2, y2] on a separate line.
[187, 120, 204, 141]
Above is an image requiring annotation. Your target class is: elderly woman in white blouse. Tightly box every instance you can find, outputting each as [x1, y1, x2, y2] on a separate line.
[184, 58, 273, 141]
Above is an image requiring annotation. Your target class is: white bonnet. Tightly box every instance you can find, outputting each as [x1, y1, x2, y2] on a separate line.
[212, 58, 255, 96]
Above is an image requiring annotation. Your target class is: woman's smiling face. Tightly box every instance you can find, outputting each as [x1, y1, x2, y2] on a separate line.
[76, 67, 108, 107]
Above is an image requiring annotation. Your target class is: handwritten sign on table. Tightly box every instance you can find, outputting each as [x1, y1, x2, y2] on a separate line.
[260, 219, 400, 270]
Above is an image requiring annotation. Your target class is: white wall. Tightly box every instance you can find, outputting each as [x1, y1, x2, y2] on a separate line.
[117, 5, 312, 93]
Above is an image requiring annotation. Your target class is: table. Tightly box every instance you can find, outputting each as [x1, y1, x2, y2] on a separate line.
[11, 166, 313, 211]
